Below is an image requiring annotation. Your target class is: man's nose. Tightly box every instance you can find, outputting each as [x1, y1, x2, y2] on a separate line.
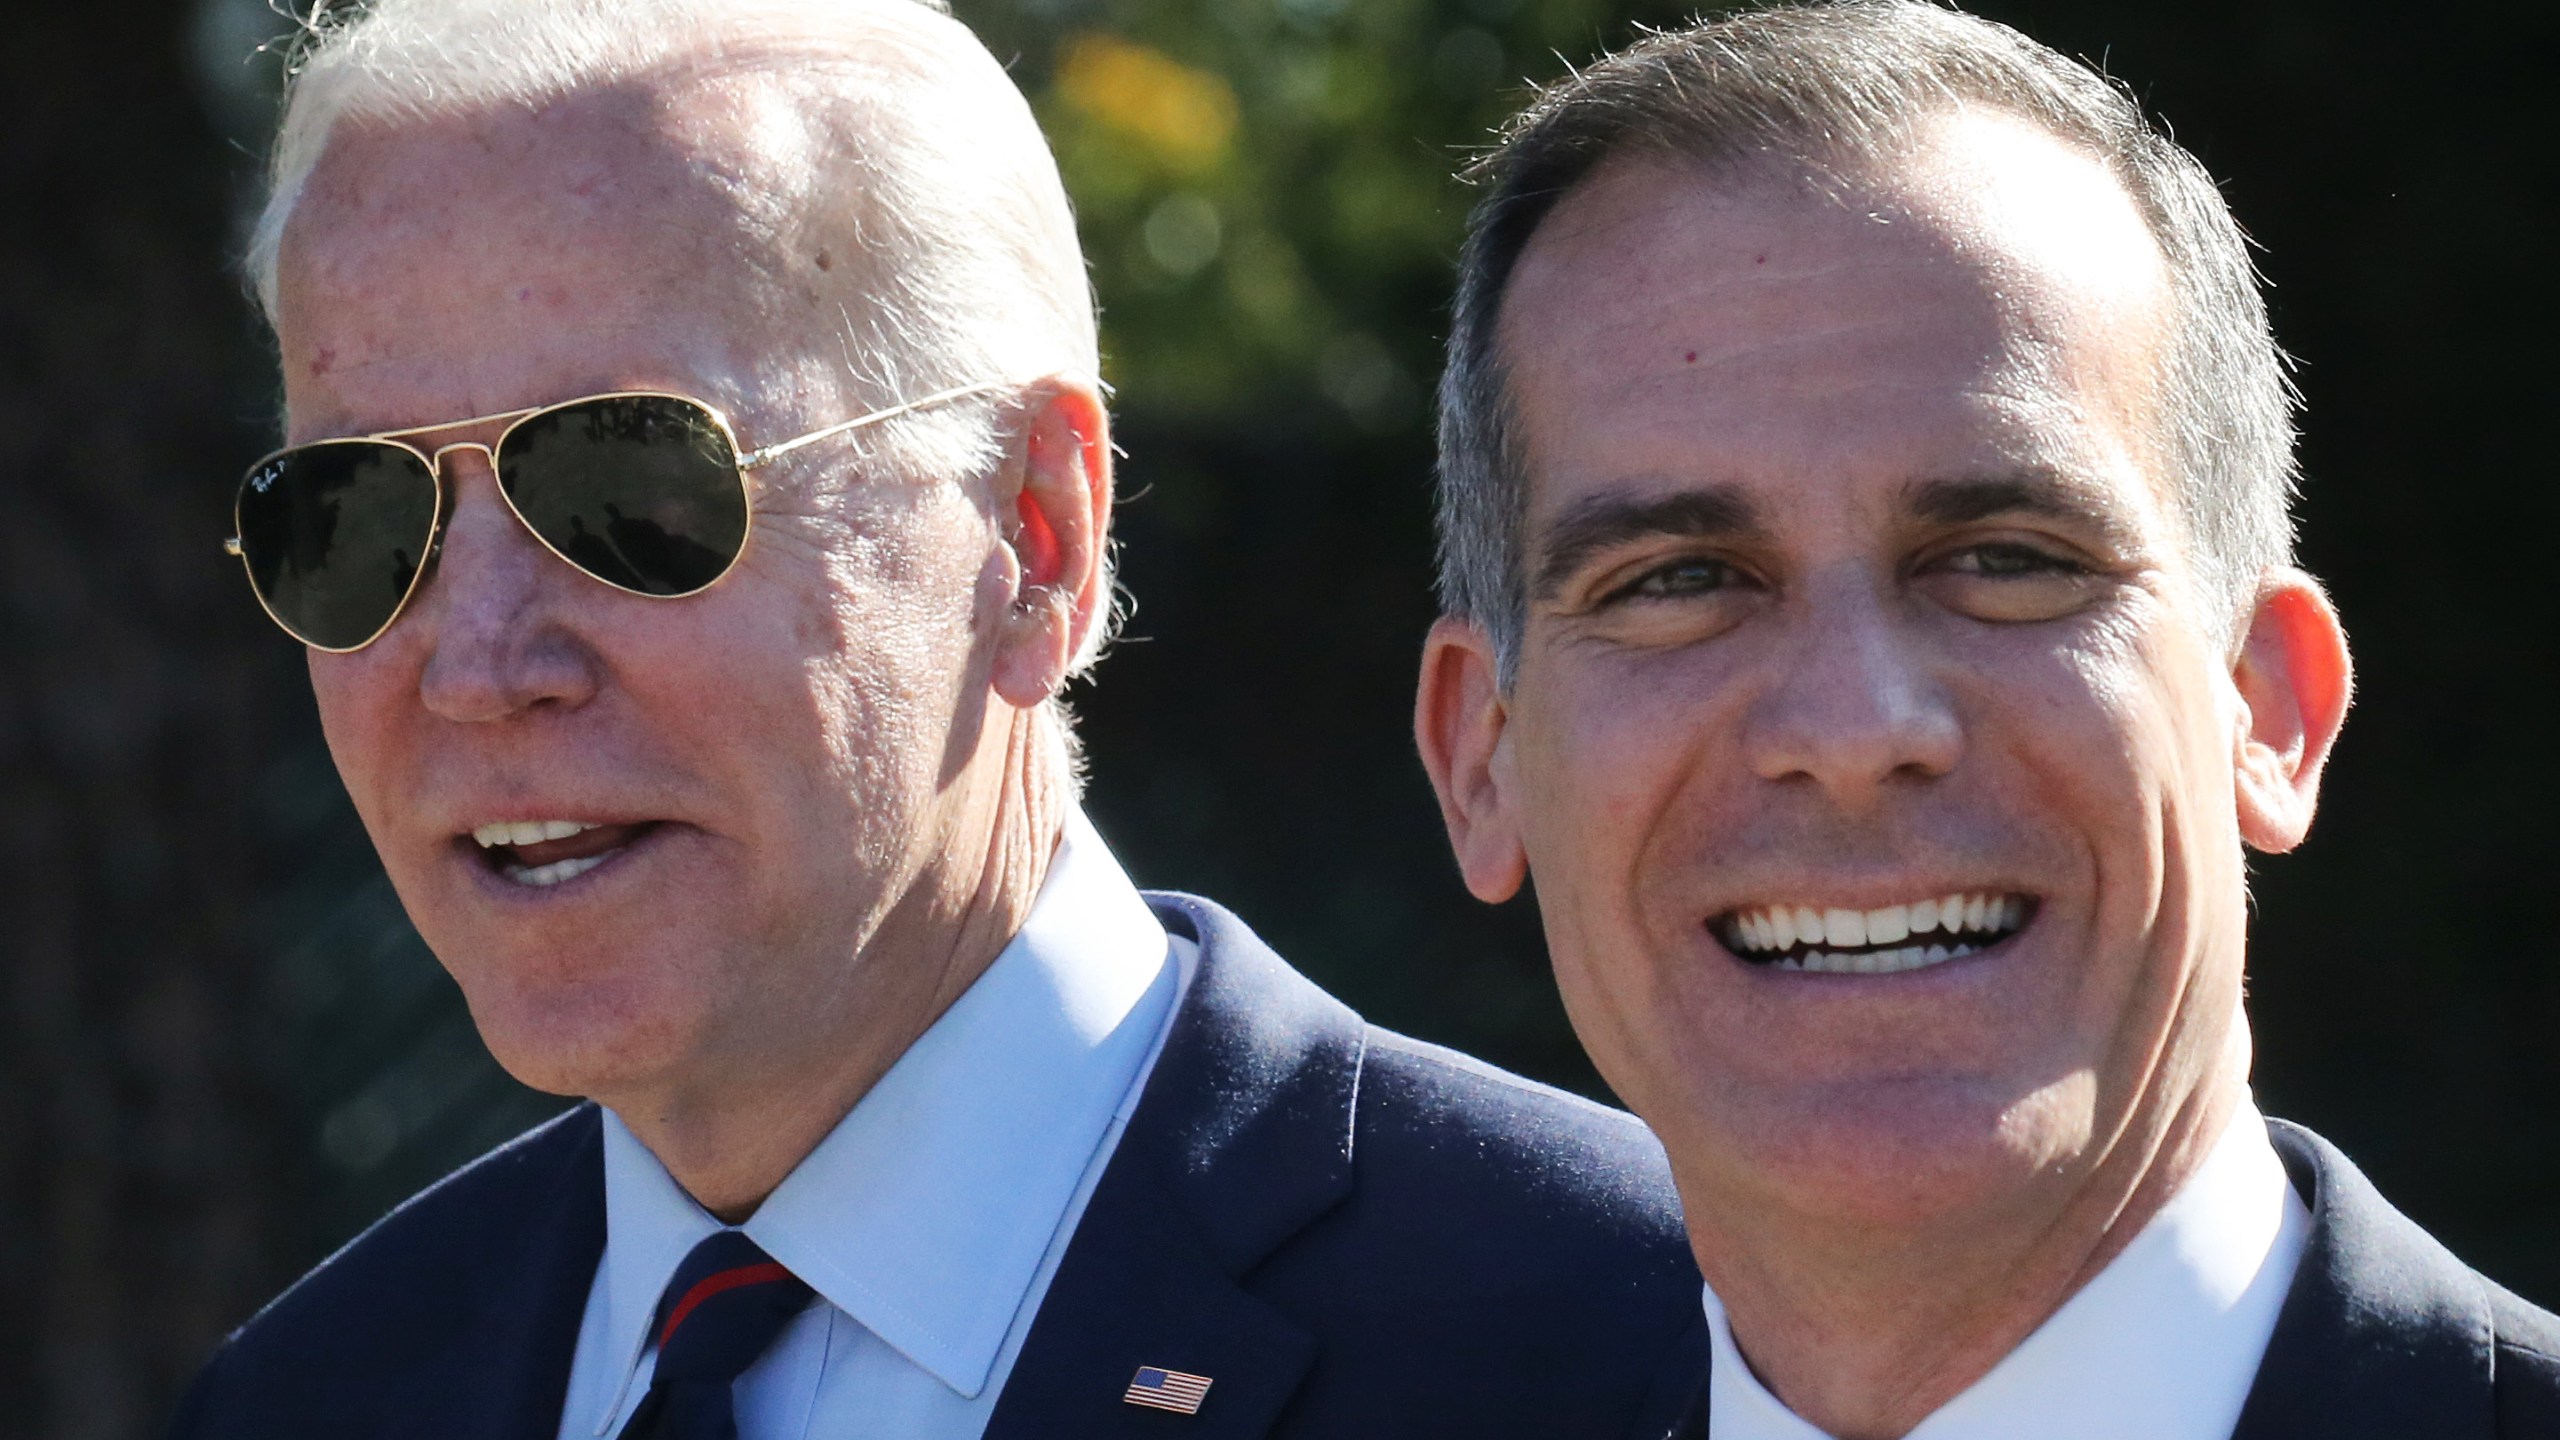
[1743, 565, 1962, 802]
[408, 450, 600, 723]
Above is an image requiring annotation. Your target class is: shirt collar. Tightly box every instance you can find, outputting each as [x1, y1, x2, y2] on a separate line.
[1705, 1097, 2311, 1440]
[591, 809, 1176, 1413]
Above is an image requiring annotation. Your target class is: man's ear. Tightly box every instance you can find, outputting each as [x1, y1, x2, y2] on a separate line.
[990, 377, 1111, 708]
[1415, 617, 1530, 903]
[2232, 568, 2353, 853]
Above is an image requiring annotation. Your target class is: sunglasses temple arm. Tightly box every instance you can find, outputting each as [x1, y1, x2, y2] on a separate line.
[737, 381, 1013, 470]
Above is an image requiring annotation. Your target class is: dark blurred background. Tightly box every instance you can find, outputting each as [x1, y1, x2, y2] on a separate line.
[2, 0, 2554, 1432]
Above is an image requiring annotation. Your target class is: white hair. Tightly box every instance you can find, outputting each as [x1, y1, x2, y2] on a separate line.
[250, 0, 1116, 675]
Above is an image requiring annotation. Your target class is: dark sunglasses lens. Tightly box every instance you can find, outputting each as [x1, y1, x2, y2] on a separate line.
[498, 396, 747, 597]
[236, 443, 440, 650]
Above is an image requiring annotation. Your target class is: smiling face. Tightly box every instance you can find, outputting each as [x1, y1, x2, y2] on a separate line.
[1439, 110, 2299, 1238]
[277, 79, 1023, 1109]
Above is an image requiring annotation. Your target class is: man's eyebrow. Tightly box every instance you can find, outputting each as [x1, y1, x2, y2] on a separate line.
[1904, 470, 2143, 549]
[1530, 486, 1763, 598]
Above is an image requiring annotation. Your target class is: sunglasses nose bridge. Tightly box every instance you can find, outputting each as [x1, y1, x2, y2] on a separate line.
[425, 438, 498, 473]
[424, 437, 523, 526]
[424, 436, 560, 569]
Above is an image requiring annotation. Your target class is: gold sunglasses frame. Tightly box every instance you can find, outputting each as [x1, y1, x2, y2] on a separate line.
[225, 380, 1009, 653]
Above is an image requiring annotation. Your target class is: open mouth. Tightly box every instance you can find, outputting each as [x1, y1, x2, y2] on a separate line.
[1714, 892, 2035, 975]
[467, 819, 661, 888]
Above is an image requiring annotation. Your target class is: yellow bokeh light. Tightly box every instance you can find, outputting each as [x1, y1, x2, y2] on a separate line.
[1055, 32, 1240, 173]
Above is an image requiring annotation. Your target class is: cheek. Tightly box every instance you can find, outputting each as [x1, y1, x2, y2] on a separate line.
[1996, 607, 2243, 1031]
[307, 647, 415, 807]
[752, 500, 995, 785]
[1508, 647, 1734, 933]
[1969, 606, 2185, 842]
[1511, 695, 1722, 1131]
[2046, 607, 2239, 866]
[781, 489, 992, 642]
[1509, 669, 1664, 856]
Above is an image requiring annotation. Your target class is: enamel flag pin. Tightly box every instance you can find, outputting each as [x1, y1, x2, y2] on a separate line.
[1123, 1366, 1214, 1415]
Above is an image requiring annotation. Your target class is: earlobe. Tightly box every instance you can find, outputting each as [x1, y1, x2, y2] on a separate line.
[990, 378, 1111, 709]
[2231, 571, 2354, 853]
[1414, 618, 1530, 903]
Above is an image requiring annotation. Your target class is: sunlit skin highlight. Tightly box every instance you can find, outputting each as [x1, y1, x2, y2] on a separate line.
[1417, 108, 2350, 1439]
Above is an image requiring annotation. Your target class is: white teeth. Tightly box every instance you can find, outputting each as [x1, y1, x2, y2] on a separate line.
[1725, 893, 2033, 957]
[471, 819, 601, 849]
[506, 853, 609, 888]
[1792, 906, 1822, 948]
[1823, 907, 1865, 948]
[1865, 904, 1909, 945]
[1785, 941, 1982, 975]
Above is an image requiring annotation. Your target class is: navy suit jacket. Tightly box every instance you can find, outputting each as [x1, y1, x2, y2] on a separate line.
[1659, 1119, 2560, 1437]
[171, 894, 1709, 1439]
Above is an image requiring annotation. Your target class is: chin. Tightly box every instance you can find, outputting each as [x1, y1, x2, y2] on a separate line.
[1693, 1072, 2094, 1232]
[438, 938, 715, 1103]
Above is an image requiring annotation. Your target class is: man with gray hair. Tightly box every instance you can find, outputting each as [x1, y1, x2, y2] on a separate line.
[171, 2, 1708, 1436]
[1414, 2, 2560, 1436]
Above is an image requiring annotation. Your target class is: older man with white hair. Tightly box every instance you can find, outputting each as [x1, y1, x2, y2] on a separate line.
[169, 3, 1706, 1437]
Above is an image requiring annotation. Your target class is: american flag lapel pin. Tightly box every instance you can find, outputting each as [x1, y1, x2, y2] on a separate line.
[1123, 1365, 1214, 1415]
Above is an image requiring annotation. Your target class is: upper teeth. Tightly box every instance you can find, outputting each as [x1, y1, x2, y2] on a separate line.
[1724, 893, 2029, 955]
[470, 819, 599, 849]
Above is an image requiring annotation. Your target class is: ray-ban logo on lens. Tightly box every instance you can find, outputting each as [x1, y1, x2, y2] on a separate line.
[251, 463, 284, 493]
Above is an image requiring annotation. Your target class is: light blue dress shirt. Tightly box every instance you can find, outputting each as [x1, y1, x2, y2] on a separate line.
[552, 810, 1188, 1440]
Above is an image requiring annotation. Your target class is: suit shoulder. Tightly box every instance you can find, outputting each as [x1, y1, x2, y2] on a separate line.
[1242, 1026, 1700, 1439]
[239, 1104, 595, 1339]
[2493, 1282, 2560, 1435]
[1353, 1025, 1688, 1247]
[178, 1104, 599, 1425]
[1148, 890, 1684, 1237]
[2494, 1280, 2560, 1356]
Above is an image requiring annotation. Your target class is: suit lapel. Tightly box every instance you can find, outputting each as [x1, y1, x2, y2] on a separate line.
[982, 894, 1364, 1440]
[976, 1159, 1319, 1439]
[382, 1105, 608, 1440]
[1637, 1320, 1711, 1440]
[2229, 1120, 2494, 1440]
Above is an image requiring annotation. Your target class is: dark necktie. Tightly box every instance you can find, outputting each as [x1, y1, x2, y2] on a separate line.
[613, 1231, 816, 1440]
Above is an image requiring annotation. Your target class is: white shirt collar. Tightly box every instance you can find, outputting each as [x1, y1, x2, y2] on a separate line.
[589, 809, 1176, 1421]
[1705, 1098, 2311, 1440]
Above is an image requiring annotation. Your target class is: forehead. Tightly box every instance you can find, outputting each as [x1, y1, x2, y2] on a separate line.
[1497, 108, 2173, 526]
[274, 76, 819, 438]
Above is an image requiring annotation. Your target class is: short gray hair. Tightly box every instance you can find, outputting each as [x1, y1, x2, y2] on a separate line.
[250, 0, 1118, 674]
[1436, 0, 2298, 679]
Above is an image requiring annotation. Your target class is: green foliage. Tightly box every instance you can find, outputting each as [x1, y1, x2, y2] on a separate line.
[953, 0, 1695, 430]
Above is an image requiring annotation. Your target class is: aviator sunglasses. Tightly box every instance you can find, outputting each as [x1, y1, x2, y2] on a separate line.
[225, 381, 1006, 652]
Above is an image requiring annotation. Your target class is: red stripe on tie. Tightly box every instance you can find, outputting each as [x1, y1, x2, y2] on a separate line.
[657, 1261, 794, 1347]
